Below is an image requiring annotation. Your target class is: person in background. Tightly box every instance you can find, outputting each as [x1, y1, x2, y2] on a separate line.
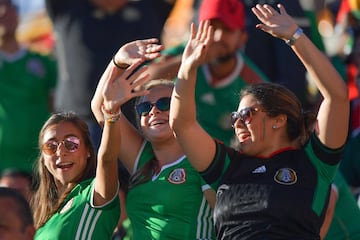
[0, 0, 57, 173]
[147, 0, 268, 145]
[91, 38, 215, 239]
[45, 0, 176, 149]
[0, 168, 33, 202]
[0, 187, 35, 240]
[320, 170, 360, 240]
[31, 111, 120, 239]
[169, 3, 349, 239]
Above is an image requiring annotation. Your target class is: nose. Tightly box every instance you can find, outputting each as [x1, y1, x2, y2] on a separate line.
[233, 118, 245, 129]
[55, 141, 66, 155]
[148, 104, 160, 116]
[213, 28, 223, 42]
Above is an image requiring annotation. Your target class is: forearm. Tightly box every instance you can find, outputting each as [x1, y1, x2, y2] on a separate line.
[170, 63, 198, 131]
[94, 118, 121, 205]
[290, 33, 348, 101]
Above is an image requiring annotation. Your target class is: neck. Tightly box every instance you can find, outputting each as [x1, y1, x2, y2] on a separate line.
[208, 54, 237, 80]
[0, 38, 20, 54]
[90, 0, 127, 12]
[152, 139, 184, 168]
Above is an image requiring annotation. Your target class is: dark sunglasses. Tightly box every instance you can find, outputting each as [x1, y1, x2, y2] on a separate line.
[135, 97, 171, 116]
[231, 107, 261, 127]
[42, 136, 80, 156]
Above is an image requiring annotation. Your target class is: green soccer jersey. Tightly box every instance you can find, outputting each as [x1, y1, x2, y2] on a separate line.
[126, 141, 215, 240]
[35, 179, 120, 240]
[0, 49, 57, 173]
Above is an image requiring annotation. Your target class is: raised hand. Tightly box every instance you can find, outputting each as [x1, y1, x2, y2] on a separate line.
[181, 20, 213, 70]
[251, 4, 299, 42]
[113, 38, 164, 66]
[102, 59, 150, 113]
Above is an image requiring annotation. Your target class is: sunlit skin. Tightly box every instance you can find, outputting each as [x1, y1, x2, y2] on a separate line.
[42, 122, 90, 190]
[205, 20, 246, 65]
[140, 86, 174, 145]
[0, 198, 34, 240]
[233, 94, 286, 157]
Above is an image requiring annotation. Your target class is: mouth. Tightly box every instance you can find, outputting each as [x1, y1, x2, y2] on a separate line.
[56, 162, 74, 171]
[149, 119, 168, 127]
[238, 132, 251, 143]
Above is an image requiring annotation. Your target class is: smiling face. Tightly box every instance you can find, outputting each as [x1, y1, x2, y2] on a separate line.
[233, 94, 276, 156]
[138, 86, 174, 142]
[41, 121, 89, 187]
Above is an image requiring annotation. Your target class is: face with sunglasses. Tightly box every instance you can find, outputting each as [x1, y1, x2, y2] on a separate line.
[232, 95, 276, 154]
[135, 86, 173, 138]
[41, 122, 89, 185]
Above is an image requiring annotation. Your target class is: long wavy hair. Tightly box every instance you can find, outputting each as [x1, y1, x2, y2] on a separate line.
[31, 112, 96, 229]
[240, 82, 317, 145]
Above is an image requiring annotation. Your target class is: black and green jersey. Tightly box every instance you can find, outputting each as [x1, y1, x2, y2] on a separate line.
[202, 133, 343, 239]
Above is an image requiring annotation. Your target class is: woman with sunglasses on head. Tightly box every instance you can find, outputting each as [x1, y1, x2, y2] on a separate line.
[91, 39, 215, 239]
[169, 3, 349, 239]
[31, 111, 121, 239]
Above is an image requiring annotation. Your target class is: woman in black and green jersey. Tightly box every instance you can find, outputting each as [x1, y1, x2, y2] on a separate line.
[170, 3, 350, 240]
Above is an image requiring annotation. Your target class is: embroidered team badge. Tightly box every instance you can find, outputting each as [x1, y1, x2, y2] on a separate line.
[274, 168, 297, 185]
[168, 168, 186, 184]
[60, 198, 74, 214]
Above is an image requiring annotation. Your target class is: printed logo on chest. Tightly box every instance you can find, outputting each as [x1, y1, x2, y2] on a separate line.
[168, 168, 186, 184]
[60, 198, 74, 214]
[274, 168, 297, 185]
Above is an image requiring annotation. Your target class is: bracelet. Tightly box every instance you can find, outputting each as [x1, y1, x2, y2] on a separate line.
[112, 55, 129, 69]
[285, 27, 303, 46]
[101, 104, 121, 123]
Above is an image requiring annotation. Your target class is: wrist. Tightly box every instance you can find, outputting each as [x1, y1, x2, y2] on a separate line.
[285, 27, 303, 46]
[101, 104, 121, 123]
[112, 55, 129, 69]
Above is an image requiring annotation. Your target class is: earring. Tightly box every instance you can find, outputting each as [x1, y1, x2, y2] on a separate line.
[272, 125, 277, 129]
[87, 153, 91, 157]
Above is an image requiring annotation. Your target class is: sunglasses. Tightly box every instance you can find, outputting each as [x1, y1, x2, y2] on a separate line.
[135, 97, 171, 116]
[42, 136, 80, 156]
[231, 107, 261, 127]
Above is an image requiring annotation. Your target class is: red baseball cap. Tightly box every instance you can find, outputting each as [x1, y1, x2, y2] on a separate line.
[198, 0, 246, 31]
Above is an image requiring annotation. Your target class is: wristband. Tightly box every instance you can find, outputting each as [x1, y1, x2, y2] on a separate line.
[101, 104, 121, 123]
[112, 56, 129, 69]
[285, 27, 303, 46]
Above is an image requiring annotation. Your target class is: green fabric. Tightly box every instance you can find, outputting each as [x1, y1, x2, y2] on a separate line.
[0, 50, 57, 173]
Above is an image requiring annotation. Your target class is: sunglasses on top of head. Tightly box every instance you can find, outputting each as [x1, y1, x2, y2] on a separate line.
[42, 136, 80, 156]
[231, 107, 262, 127]
[135, 97, 171, 116]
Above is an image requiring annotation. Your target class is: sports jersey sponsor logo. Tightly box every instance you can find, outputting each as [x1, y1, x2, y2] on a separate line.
[274, 168, 297, 185]
[60, 198, 74, 214]
[168, 168, 186, 184]
[252, 165, 266, 173]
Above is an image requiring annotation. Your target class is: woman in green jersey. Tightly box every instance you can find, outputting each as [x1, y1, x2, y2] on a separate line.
[31, 111, 121, 239]
[91, 39, 215, 239]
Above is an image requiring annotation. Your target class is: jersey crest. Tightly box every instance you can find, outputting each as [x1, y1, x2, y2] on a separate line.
[60, 198, 74, 214]
[167, 168, 186, 184]
[274, 168, 297, 185]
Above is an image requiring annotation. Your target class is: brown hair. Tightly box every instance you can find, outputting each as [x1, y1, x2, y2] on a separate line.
[240, 82, 316, 145]
[31, 112, 96, 229]
[129, 79, 174, 188]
